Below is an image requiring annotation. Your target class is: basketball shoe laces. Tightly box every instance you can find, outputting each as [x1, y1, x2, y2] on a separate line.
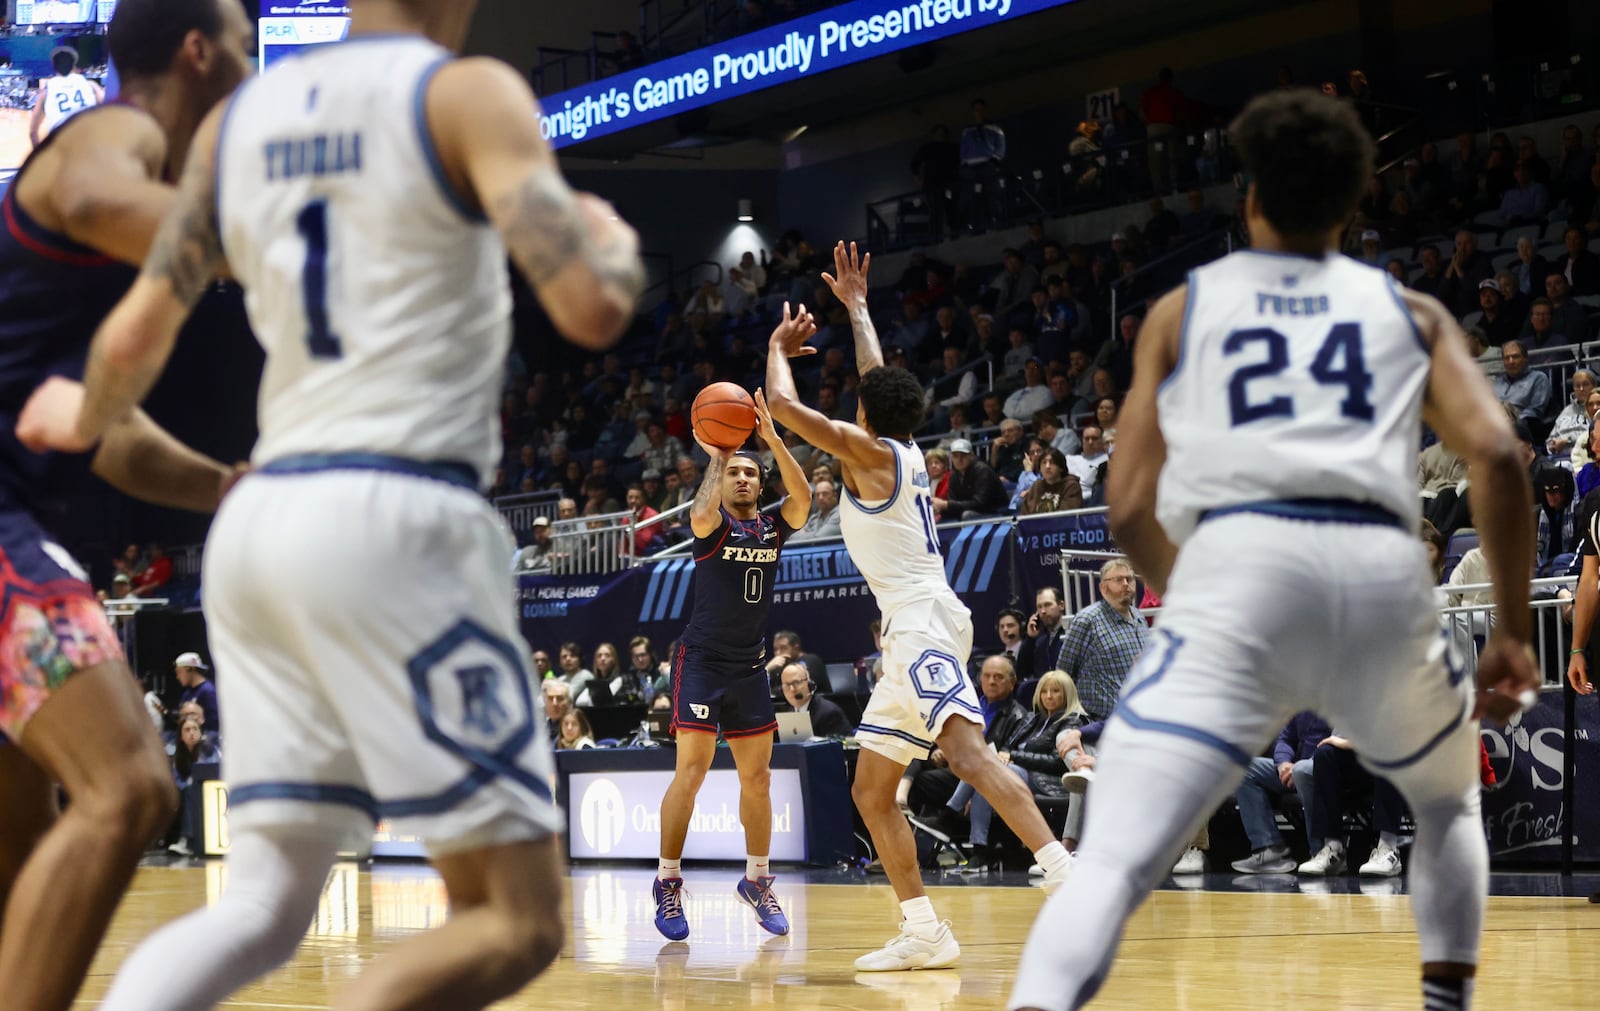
[749, 878, 782, 917]
[659, 881, 687, 918]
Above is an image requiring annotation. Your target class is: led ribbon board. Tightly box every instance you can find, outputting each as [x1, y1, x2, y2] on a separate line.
[538, 0, 1082, 150]
[259, 2, 352, 70]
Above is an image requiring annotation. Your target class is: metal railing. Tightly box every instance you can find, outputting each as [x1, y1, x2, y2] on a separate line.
[539, 511, 638, 576]
[494, 490, 563, 540]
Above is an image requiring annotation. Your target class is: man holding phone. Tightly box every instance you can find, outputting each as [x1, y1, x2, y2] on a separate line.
[1025, 586, 1068, 678]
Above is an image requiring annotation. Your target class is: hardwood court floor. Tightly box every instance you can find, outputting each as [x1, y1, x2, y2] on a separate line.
[77, 863, 1600, 1009]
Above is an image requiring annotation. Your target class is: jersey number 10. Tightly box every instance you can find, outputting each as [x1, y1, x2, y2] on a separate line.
[296, 201, 344, 360]
[1223, 323, 1374, 427]
[915, 491, 939, 555]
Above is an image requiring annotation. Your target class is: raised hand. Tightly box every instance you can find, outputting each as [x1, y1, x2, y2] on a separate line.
[769, 301, 819, 359]
[753, 388, 781, 448]
[820, 240, 871, 307]
[692, 429, 735, 462]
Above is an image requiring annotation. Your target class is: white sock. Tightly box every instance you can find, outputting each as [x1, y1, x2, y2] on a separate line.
[745, 854, 769, 881]
[900, 895, 938, 937]
[1379, 831, 1400, 850]
[658, 857, 682, 880]
[1033, 840, 1073, 877]
[101, 825, 347, 1011]
[1327, 839, 1345, 855]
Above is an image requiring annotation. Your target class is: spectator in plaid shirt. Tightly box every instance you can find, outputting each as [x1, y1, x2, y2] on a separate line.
[1054, 558, 1151, 719]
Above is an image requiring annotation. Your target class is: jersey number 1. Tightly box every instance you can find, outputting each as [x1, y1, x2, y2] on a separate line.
[296, 202, 343, 360]
[1224, 323, 1373, 427]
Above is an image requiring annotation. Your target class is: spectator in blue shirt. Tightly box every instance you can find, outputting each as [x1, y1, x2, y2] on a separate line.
[1490, 340, 1551, 425]
[959, 98, 1007, 232]
[1497, 161, 1550, 225]
[1055, 559, 1150, 719]
[174, 651, 219, 736]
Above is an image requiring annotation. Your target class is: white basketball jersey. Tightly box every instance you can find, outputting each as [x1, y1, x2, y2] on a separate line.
[41, 74, 97, 134]
[216, 36, 511, 484]
[1156, 250, 1429, 544]
[839, 439, 966, 618]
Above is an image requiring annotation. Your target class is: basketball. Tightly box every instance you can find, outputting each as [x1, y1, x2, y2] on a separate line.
[691, 381, 758, 450]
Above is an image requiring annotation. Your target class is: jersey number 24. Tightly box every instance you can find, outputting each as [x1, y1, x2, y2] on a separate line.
[1223, 323, 1373, 427]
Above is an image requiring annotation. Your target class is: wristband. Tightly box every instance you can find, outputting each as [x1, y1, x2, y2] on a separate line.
[1572, 648, 1587, 655]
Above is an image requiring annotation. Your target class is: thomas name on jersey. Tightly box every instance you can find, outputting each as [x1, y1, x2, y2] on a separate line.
[264, 132, 364, 182]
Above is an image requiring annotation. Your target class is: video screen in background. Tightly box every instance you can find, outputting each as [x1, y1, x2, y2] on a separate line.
[259, 3, 351, 71]
[13, 0, 114, 26]
[0, 0, 116, 177]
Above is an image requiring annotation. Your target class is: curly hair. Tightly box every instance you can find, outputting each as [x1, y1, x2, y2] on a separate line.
[857, 366, 925, 440]
[1230, 89, 1375, 239]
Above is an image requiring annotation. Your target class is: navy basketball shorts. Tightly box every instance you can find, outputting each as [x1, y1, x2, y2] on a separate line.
[669, 644, 776, 738]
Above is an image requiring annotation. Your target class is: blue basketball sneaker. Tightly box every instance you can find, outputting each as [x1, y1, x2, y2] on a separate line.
[735, 875, 789, 936]
[653, 877, 690, 941]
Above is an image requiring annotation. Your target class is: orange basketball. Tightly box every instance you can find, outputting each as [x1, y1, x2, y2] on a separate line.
[692, 381, 758, 450]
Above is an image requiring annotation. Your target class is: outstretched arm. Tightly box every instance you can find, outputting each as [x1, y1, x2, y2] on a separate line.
[16, 102, 229, 455]
[763, 303, 891, 485]
[754, 388, 811, 530]
[821, 241, 883, 375]
[1105, 285, 1183, 595]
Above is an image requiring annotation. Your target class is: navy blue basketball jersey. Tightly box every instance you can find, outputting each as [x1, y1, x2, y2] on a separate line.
[680, 507, 798, 662]
[0, 108, 139, 527]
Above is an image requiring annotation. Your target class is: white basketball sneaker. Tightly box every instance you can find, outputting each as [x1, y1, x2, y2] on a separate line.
[1358, 842, 1403, 877]
[1297, 841, 1347, 876]
[854, 920, 961, 972]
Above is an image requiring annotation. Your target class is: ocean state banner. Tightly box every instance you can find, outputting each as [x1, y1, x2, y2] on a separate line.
[517, 521, 1015, 665]
[1478, 691, 1600, 863]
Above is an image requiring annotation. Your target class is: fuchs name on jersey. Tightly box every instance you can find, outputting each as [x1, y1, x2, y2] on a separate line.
[264, 132, 364, 182]
[1255, 293, 1330, 317]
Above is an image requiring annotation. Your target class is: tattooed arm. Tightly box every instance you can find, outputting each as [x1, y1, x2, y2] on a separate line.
[427, 58, 644, 350]
[689, 443, 732, 539]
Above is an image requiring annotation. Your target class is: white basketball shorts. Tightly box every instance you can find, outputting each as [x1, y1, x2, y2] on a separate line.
[856, 596, 981, 765]
[202, 460, 561, 857]
[1112, 509, 1473, 777]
